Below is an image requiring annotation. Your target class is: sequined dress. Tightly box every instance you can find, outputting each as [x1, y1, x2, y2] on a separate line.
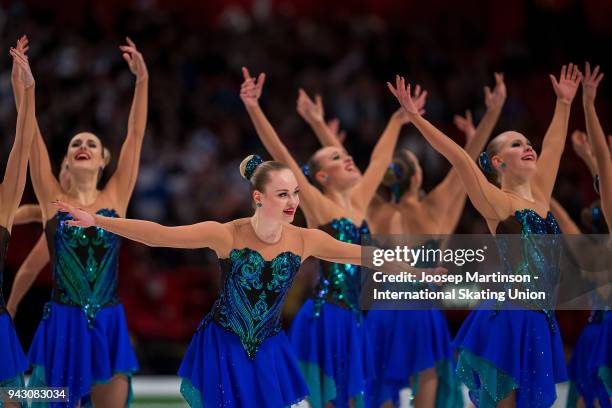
[289, 218, 373, 408]
[0, 225, 29, 400]
[453, 209, 567, 408]
[566, 309, 611, 408]
[28, 210, 139, 408]
[178, 247, 309, 407]
[566, 201, 612, 408]
[365, 239, 463, 408]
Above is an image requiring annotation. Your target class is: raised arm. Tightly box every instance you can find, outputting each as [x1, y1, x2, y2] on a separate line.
[11, 38, 62, 220]
[571, 130, 598, 178]
[389, 76, 509, 221]
[297, 89, 343, 148]
[6, 235, 49, 319]
[1, 47, 37, 229]
[426, 74, 506, 218]
[105, 38, 149, 214]
[13, 204, 43, 225]
[240, 67, 324, 219]
[582, 62, 612, 230]
[53, 201, 234, 254]
[352, 84, 427, 207]
[464, 72, 506, 158]
[533, 64, 581, 201]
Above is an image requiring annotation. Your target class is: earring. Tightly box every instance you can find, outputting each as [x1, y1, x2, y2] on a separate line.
[256, 202, 262, 208]
[500, 162, 507, 170]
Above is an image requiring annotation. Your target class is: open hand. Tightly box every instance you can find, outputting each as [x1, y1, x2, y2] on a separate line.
[240, 67, 266, 108]
[484, 72, 506, 112]
[550, 63, 582, 105]
[52, 201, 96, 228]
[120, 37, 148, 82]
[454, 110, 476, 144]
[9, 46, 34, 88]
[582, 62, 604, 104]
[296, 89, 324, 124]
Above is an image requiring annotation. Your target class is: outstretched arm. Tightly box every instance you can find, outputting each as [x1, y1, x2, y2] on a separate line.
[352, 83, 427, 207]
[13, 205, 43, 225]
[1, 47, 37, 229]
[301, 228, 447, 277]
[241, 67, 324, 220]
[6, 235, 49, 319]
[582, 62, 612, 231]
[105, 38, 149, 214]
[297, 89, 343, 149]
[53, 201, 234, 254]
[389, 76, 509, 222]
[11, 37, 61, 221]
[533, 64, 582, 201]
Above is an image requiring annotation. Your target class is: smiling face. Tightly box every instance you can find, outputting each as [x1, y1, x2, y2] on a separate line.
[310, 146, 361, 191]
[489, 131, 538, 180]
[66, 132, 106, 175]
[254, 168, 300, 223]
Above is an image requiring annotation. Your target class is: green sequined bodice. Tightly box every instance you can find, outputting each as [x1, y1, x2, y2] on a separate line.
[313, 217, 370, 317]
[199, 248, 302, 359]
[46, 209, 121, 327]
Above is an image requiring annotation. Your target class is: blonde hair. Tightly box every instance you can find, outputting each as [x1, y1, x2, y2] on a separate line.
[239, 155, 289, 191]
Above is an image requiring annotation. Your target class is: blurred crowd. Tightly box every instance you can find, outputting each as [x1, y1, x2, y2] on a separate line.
[1, 0, 611, 373]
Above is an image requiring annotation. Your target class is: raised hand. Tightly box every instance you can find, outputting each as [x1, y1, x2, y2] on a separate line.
[120, 37, 148, 83]
[327, 118, 347, 143]
[484, 72, 506, 112]
[582, 62, 604, 104]
[9, 46, 34, 88]
[11, 35, 29, 82]
[454, 110, 476, 143]
[297, 89, 324, 124]
[388, 76, 427, 117]
[240, 67, 266, 108]
[52, 201, 96, 228]
[549, 63, 582, 105]
[571, 130, 595, 167]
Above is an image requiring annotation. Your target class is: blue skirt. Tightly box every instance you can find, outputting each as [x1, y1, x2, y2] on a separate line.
[364, 310, 463, 407]
[28, 302, 139, 408]
[289, 299, 373, 408]
[0, 311, 28, 387]
[178, 320, 309, 408]
[453, 309, 567, 408]
[567, 317, 611, 408]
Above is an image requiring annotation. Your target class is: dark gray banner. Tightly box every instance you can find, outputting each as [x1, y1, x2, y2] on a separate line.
[360, 234, 611, 311]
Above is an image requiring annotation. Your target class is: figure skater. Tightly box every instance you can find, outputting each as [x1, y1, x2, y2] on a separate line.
[17, 36, 148, 407]
[0, 42, 37, 408]
[388, 64, 581, 407]
[240, 67, 424, 407]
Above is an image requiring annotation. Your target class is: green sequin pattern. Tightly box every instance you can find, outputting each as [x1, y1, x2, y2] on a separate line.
[313, 218, 370, 317]
[199, 248, 302, 359]
[46, 209, 120, 327]
[496, 209, 562, 330]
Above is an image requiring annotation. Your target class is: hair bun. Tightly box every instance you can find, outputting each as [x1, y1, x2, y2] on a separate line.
[239, 155, 264, 180]
[478, 152, 495, 174]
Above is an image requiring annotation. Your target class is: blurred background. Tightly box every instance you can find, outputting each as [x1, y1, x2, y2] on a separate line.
[1, 0, 610, 389]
